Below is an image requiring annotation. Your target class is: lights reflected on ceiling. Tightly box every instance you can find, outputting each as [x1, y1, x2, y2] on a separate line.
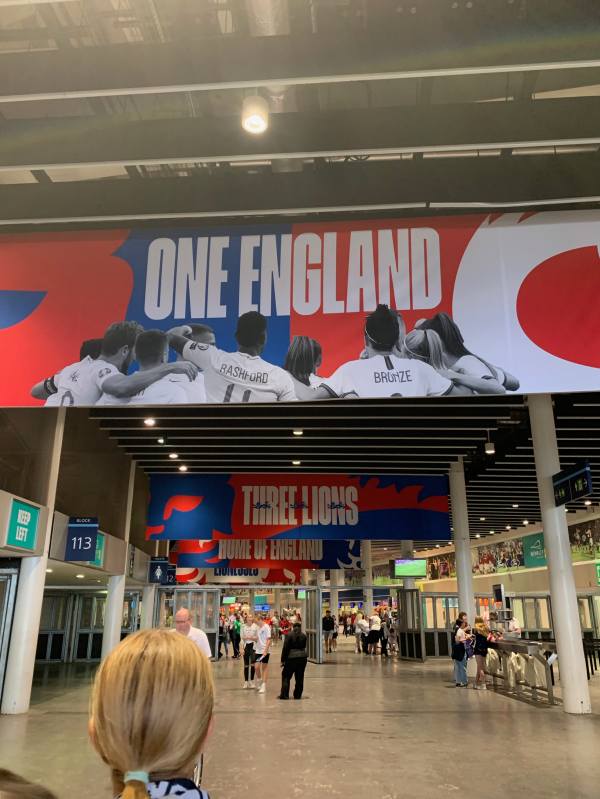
[144, 417, 156, 427]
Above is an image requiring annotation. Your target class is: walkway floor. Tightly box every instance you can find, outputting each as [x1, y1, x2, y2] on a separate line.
[1, 639, 600, 798]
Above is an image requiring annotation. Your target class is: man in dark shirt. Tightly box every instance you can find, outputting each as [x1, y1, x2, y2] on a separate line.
[279, 623, 308, 700]
[322, 609, 336, 654]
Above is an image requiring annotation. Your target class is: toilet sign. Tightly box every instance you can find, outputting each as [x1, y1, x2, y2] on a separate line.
[6, 498, 40, 551]
[148, 557, 170, 584]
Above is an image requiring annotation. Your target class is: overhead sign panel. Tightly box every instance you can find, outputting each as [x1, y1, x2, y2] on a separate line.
[146, 473, 450, 541]
[65, 516, 99, 562]
[4, 211, 600, 407]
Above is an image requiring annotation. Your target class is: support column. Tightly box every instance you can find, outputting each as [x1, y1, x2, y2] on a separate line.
[529, 393, 591, 715]
[2, 409, 65, 715]
[361, 541, 373, 615]
[329, 570, 339, 618]
[449, 459, 475, 619]
[101, 461, 136, 659]
[401, 540, 415, 589]
[273, 587, 281, 615]
[141, 584, 157, 629]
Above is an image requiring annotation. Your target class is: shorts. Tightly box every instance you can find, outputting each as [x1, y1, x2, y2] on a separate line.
[255, 652, 270, 664]
[323, 630, 334, 640]
[368, 630, 381, 644]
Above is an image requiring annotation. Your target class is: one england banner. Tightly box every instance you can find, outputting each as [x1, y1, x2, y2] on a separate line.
[4, 210, 600, 407]
[146, 473, 450, 541]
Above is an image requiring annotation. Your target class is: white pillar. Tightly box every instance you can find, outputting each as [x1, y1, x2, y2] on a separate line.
[273, 588, 281, 615]
[449, 459, 475, 619]
[141, 584, 157, 629]
[362, 541, 373, 614]
[401, 540, 415, 589]
[2, 409, 65, 715]
[329, 570, 339, 618]
[101, 461, 136, 659]
[529, 393, 591, 715]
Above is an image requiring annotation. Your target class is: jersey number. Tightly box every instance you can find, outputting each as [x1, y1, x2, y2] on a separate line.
[223, 384, 252, 403]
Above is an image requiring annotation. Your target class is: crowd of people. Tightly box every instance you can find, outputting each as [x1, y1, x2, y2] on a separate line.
[451, 610, 522, 688]
[323, 607, 398, 657]
[31, 304, 519, 407]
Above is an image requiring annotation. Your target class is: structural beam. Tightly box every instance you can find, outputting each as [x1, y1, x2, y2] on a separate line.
[1, 19, 600, 102]
[1, 152, 599, 223]
[1, 98, 600, 171]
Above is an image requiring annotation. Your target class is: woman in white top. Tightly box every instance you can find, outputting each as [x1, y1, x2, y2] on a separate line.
[368, 611, 382, 655]
[241, 614, 258, 689]
[253, 615, 272, 695]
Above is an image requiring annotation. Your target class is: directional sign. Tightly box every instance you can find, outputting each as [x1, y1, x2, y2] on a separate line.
[553, 462, 593, 506]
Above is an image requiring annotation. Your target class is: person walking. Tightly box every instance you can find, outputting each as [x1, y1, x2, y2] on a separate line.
[231, 613, 241, 659]
[173, 608, 212, 659]
[254, 614, 272, 694]
[452, 617, 472, 687]
[380, 617, 390, 657]
[368, 610, 382, 655]
[322, 610, 335, 654]
[241, 613, 258, 688]
[278, 622, 309, 700]
[356, 613, 369, 654]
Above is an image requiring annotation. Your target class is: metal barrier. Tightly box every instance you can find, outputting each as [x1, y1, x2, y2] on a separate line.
[485, 639, 557, 706]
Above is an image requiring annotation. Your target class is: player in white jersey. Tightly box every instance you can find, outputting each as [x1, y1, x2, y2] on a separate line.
[96, 329, 192, 406]
[171, 323, 215, 404]
[295, 305, 471, 400]
[168, 312, 296, 404]
[31, 322, 198, 406]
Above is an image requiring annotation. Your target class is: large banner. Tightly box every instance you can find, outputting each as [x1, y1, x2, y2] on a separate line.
[146, 473, 450, 541]
[4, 211, 600, 407]
[175, 539, 361, 570]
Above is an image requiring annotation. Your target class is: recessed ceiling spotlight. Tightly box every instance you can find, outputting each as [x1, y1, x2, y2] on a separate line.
[523, 519, 529, 526]
[178, 465, 188, 472]
[585, 499, 592, 506]
[512, 504, 519, 508]
[169, 453, 179, 460]
[293, 429, 303, 436]
[435, 544, 440, 548]
[475, 534, 481, 538]
[489, 530, 495, 534]
[76, 574, 84, 579]
[485, 441, 495, 455]
[241, 94, 269, 134]
[479, 517, 486, 521]
[144, 417, 156, 427]
[292, 460, 301, 466]
[383, 547, 388, 551]
[157, 437, 165, 444]
[506, 525, 511, 530]
[45, 568, 53, 573]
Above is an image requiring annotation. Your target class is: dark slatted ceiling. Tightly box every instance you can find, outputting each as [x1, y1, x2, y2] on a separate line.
[91, 392, 600, 557]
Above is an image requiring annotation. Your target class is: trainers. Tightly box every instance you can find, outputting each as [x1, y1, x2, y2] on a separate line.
[250, 681, 256, 689]
[258, 684, 266, 694]
[243, 682, 249, 689]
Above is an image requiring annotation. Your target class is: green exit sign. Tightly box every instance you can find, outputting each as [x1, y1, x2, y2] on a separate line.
[6, 498, 40, 551]
[596, 563, 600, 587]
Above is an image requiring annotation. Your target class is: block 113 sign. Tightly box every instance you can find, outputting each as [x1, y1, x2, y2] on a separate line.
[65, 517, 99, 561]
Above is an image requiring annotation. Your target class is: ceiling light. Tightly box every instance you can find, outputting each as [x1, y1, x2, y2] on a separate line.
[178, 465, 188, 472]
[489, 530, 495, 534]
[383, 547, 388, 551]
[485, 441, 495, 455]
[292, 460, 301, 466]
[169, 453, 179, 459]
[45, 568, 53, 573]
[293, 429, 303, 436]
[479, 517, 486, 521]
[144, 417, 156, 427]
[76, 574, 84, 579]
[475, 534, 481, 538]
[242, 95, 269, 134]
[435, 544, 440, 548]
[157, 437, 165, 444]
[523, 519, 529, 525]
[585, 499, 592, 506]
[512, 504, 519, 508]
[506, 525, 511, 530]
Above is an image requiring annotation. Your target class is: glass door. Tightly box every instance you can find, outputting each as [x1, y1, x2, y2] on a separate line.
[36, 593, 73, 662]
[304, 586, 323, 664]
[121, 591, 141, 640]
[396, 588, 425, 661]
[0, 569, 18, 699]
[157, 588, 221, 658]
[72, 594, 106, 661]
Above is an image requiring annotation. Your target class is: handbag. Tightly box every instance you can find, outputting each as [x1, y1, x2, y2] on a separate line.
[451, 641, 466, 661]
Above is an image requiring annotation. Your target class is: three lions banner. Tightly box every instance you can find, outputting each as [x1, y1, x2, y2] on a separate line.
[146, 473, 450, 542]
[2, 211, 599, 406]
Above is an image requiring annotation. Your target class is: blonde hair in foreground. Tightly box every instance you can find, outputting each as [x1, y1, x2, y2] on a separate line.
[90, 629, 214, 799]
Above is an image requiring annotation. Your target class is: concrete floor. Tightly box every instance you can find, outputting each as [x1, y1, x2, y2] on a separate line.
[1, 639, 600, 799]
